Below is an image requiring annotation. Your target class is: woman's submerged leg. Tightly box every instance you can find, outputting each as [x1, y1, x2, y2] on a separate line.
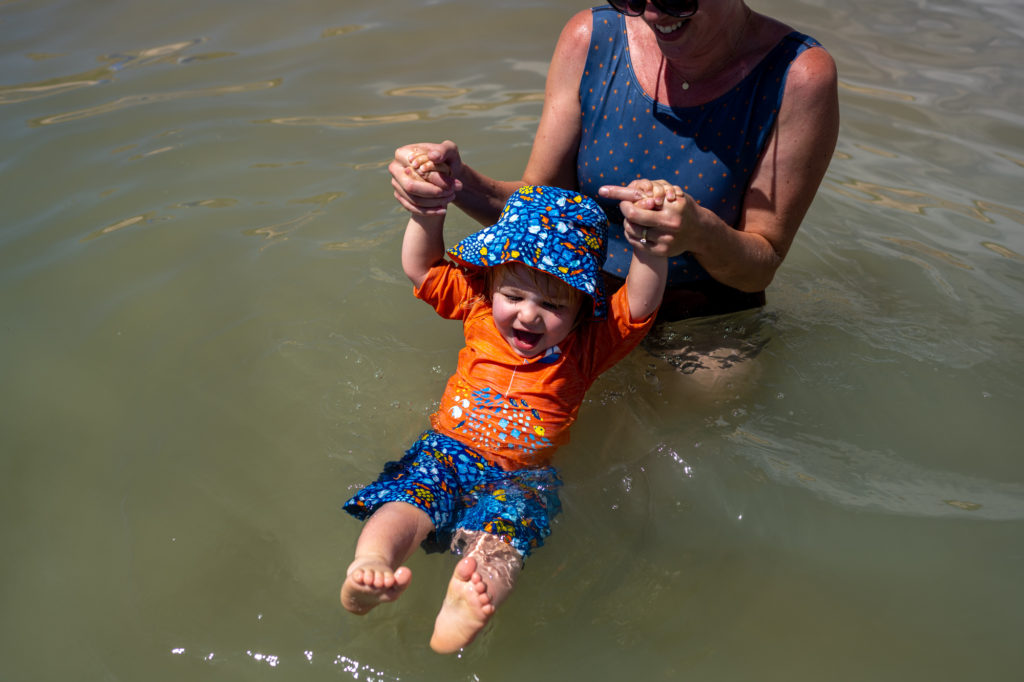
[341, 501, 435, 615]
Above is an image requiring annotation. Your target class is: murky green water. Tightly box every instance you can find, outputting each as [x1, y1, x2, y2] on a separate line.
[2, 0, 1022, 680]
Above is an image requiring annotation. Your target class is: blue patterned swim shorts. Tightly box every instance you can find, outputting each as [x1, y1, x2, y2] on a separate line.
[343, 431, 562, 557]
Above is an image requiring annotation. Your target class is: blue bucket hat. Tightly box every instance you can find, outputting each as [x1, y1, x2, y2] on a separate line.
[447, 185, 609, 318]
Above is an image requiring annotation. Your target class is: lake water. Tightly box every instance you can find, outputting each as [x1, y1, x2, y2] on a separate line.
[2, 0, 1022, 680]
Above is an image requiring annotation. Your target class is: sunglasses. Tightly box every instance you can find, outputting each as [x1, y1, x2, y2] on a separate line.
[606, 0, 699, 18]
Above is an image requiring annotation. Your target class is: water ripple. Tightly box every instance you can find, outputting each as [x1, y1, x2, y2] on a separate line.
[822, 176, 1024, 250]
[730, 427, 1024, 521]
[30, 78, 282, 126]
[0, 39, 230, 105]
[243, 211, 321, 249]
[258, 85, 543, 130]
[262, 112, 426, 129]
[81, 211, 164, 242]
[320, 25, 366, 39]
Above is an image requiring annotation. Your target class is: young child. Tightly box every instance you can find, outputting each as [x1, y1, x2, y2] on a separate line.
[340, 169, 668, 653]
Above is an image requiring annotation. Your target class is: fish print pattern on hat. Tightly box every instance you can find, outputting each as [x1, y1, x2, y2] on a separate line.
[448, 185, 609, 318]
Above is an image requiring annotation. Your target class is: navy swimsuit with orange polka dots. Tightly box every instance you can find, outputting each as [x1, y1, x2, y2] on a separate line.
[577, 6, 822, 288]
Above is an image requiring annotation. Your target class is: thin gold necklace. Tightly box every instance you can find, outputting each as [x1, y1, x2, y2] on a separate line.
[666, 7, 752, 91]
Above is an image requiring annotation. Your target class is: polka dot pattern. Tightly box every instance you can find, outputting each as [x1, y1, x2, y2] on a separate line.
[576, 7, 822, 286]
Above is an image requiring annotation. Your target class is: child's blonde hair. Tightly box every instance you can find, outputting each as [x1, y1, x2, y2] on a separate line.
[486, 262, 587, 326]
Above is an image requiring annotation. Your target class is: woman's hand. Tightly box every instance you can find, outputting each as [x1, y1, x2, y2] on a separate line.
[599, 179, 699, 258]
[389, 141, 463, 215]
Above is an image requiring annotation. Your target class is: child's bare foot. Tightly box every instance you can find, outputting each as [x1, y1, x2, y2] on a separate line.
[430, 556, 495, 654]
[340, 557, 412, 615]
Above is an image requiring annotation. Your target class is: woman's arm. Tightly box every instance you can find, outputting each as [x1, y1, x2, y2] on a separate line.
[519, 9, 590, 190]
[601, 46, 840, 292]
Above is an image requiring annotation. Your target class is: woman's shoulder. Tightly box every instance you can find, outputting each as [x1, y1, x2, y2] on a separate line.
[746, 14, 804, 61]
[548, 8, 600, 79]
[555, 8, 597, 53]
[776, 28, 838, 102]
[748, 14, 836, 94]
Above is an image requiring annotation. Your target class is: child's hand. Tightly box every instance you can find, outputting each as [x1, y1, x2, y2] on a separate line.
[401, 148, 455, 214]
[631, 178, 680, 211]
[616, 179, 688, 253]
[391, 142, 462, 216]
[407, 148, 451, 181]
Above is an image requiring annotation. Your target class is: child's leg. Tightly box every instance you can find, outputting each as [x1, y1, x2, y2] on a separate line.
[341, 501, 435, 615]
[430, 531, 524, 654]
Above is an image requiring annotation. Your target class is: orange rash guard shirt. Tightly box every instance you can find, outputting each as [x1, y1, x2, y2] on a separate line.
[414, 262, 656, 470]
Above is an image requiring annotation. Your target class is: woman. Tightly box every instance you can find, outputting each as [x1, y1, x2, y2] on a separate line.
[390, 0, 839, 322]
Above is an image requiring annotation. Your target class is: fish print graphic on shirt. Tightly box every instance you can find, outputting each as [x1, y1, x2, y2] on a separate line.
[443, 381, 553, 459]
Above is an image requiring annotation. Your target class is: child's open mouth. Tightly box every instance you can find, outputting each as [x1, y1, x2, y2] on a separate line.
[512, 328, 543, 351]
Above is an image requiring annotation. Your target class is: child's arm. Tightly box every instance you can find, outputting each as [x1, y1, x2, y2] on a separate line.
[401, 152, 451, 288]
[620, 179, 676, 320]
[624, 246, 667, 322]
[402, 213, 446, 288]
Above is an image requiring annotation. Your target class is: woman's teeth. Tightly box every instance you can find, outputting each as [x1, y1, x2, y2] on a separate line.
[656, 20, 684, 34]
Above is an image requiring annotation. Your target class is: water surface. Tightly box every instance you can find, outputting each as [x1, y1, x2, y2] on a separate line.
[1, 0, 1022, 680]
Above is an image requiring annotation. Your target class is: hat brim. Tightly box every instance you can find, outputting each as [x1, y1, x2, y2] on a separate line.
[448, 232, 608, 318]
[447, 186, 609, 318]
